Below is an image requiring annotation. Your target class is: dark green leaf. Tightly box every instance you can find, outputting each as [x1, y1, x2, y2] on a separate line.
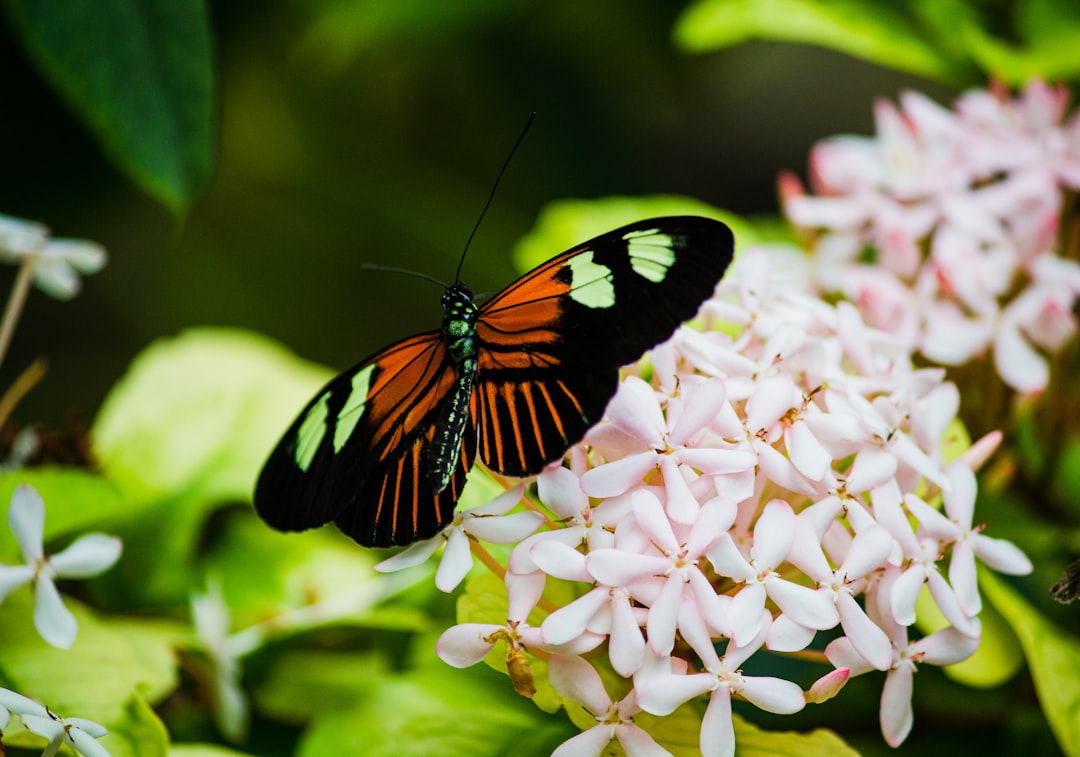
[2, 0, 216, 213]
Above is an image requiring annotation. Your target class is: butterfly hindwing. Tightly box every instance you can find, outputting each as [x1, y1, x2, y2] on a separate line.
[254, 332, 469, 546]
[472, 216, 734, 477]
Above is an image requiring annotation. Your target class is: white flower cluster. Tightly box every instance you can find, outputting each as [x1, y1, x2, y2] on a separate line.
[379, 242, 1032, 756]
[785, 79, 1080, 393]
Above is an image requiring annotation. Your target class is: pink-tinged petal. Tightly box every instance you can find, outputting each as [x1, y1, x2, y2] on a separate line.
[615, 723, 673, 757]
[948, 540, 981, 617]
[700, 688, 736, 757]
[669, 378, 727, 446]
[511, 526, 587, 574]
[607, 377, 666, 444]
[926, 570, 981, 637]
[993, 319, 1048, 393]
[587, 550, 670, 587]
[807, 667, 851, 703]
[847, 449, 898, 493]
[890, 565, 925, 625]
[755, 441, 817, 495]
[435, 529, 474, 592]
[788, 518, 836, 582]
[918, 626, 981, 665]
[903, 493, 956, 539]
[659, 457, 699, 526]
[529, 540, 590, 582]
[467, 510, 545, 543]
[785, 421, 832, 482]
[677, 592, 720, 663]
[888, 433, 950, 491]
[766, 613, 816, 652]
[609, 592, 646, 676]
[646, 576, 684, 655]
[744, 374, 797, 433]
[68, 728, 112, 757]
[33, 575, 78, 649]
[374, 537, 441, 572]
[824, 636, 877, 676]
[677, 447, 757, 475]
[706, 534, 753, 581]
[538, 468, 588, 520]
[739, 676, 806, 714]
[971, 533, 1033, 574]
[840, 526, 894, 580]
[549, 655, 612, 713]
[750, 500, 795, 568]
[551, 726, 612, 757]
[0, 565, 35, 602]
[507, 571, 546, 622]
[636, 671, 715, 716]
[942, 462, 977, 527]
[687, 496, 737, 557]
[838, 593, 892, 671]
[581, 452, 658, 498]
[436, 623, 502, 667]
[631, 490, 679, 554]
[880, 666, 914, 747]
[468, 483, 527, 516]
[728, 583, 766, 646]
[542, 589, 609, 645]
[786, 195, 868, 228]
[911, 383, 959, 452]
[8, 484, 45, 562]
[766, 579, 839, 630]
[868, 481, 918, 554]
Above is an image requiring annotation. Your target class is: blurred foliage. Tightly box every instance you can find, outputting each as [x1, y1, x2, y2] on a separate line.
[0, 0, 1078, 756]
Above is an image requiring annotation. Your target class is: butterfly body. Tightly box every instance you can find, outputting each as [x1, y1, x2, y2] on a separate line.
[255, 216, 734, 547]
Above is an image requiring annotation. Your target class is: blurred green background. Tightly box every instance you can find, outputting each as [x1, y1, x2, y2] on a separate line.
[0, 0, 948, 428]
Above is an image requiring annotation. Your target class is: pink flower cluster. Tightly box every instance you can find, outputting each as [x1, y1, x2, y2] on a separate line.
[785, 79, 1080, 394]
[380, 244, 1032, 756]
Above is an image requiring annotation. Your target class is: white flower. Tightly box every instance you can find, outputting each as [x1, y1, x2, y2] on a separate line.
[0, 687, 112, 757]
[0, 212, 106, 300]
[0, 484, 122, 648]
[190, 580, 249, 743]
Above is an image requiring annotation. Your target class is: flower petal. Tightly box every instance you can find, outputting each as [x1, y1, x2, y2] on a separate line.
[49, 534, 122, 577]
[8, 484, 45, 562]
[33, 575, 78, 648]
[549, 655, 612, 714]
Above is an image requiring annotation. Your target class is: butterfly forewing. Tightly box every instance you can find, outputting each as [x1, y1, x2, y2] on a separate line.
[472, 216, 735, 477]
[255, 215, 735, 548]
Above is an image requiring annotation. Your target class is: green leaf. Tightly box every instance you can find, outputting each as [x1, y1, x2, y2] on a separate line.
[0, 592, 185, 716]
[0, 594, 179, 757]
[980, 570, 1080, 756]
[255, 649, 386, 724]
[916, 580, 1024, 688]
[296, 666, 572, 757]
[513, 195, 756, 274]
[1, 0, 216, 214]
[170, 742, 259, 755]
[673, 0, 966, 84]
[732, 715, 860, 757]
[171, 746, 260, 757]
[0, 467, 134, 562]
[93, 327, 333, 504]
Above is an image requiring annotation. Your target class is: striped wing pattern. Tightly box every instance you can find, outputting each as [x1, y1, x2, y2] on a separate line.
[254, 216, 734, 547]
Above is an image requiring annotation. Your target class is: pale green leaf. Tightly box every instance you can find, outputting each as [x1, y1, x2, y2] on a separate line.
[254, 649, 385, 724]
[2, 0, 215, 214]
[296, 667, 571, 757]
[513, 195, 756, 274]
[980, 570, 1080, 756]
[92, 327, 333, 504]
[732, 715, 860, 756]
[674, 0, 965, 84]
[171, 745, 260, 757]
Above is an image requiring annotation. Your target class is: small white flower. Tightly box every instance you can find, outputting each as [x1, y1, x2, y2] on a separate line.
[0, 484, 122, 648]
[0, 686, 112, 757]
[0, 212, 106, 300]
[190, 579, 249, 743]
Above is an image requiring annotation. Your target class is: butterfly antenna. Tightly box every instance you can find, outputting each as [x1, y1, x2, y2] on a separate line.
[454, 112, 536, 284]
[360, 263, 449, 289]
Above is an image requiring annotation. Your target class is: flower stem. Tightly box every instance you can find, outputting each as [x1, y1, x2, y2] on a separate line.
[0, 255, 37, 374]
[0, 357, 47, 429]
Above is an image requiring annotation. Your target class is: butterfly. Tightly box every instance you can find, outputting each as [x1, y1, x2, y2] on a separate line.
[254, 215, 734, 547]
